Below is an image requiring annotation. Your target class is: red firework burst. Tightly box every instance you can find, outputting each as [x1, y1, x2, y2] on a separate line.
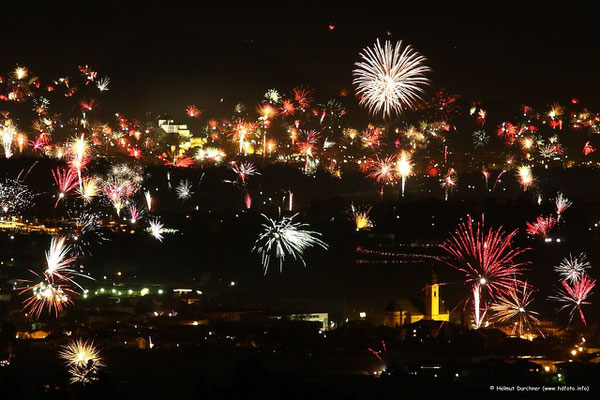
[293, 85, 314, 109]
[525, 215, 556, 238]
[550, 273, 595, 326]
[496, 122, 519, 144]
[186, 105, 202, 118]
[583, 141, 595, 156]
[279, 99, 296, 116]
[79, 98, 98, 111]
[159, 152, 195, 168]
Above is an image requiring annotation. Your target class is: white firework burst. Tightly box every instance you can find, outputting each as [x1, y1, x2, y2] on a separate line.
[353, 39, 431, 119]
[176, 180, 193, 200]
[149, 218, 165, 242]
[253, 213, 328, 274]
[96, 76, 110, 92]
[555, 253, 591, 283]
[554, 192, 572, 220]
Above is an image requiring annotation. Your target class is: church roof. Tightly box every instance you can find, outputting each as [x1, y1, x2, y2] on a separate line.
[384, 298, 424, 315]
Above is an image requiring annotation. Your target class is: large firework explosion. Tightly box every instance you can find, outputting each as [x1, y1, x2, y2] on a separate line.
[439, 215, 529, 328]
[353, 39, 431, 119]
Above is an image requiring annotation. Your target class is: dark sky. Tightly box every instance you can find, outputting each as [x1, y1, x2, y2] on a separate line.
[3, 3, 600, 116]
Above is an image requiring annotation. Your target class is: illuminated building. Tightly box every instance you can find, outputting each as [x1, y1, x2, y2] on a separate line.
[288, 313, 329, 331]
[383, 271, 449, 328]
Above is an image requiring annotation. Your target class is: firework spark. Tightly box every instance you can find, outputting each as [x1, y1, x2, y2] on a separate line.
[353, 39, 430, 118]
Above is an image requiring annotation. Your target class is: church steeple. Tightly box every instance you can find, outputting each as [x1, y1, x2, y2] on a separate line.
[425, 267, 440, 319]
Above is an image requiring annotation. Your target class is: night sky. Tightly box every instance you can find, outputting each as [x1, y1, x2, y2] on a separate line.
[3, 3, 600, 118]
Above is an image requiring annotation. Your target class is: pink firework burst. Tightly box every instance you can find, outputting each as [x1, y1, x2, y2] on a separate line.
[439, 214, 529, 328]
[550, 273, 595, 326]
[367, 154, 397, 188]
[52, 168, 79, 207]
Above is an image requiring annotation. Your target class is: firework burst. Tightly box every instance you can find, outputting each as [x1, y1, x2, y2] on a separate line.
[439, 215, 529, 328]
[253, 212, 328, 274]
[149, 218, 165, 242]
[555, 253, 591, 283]
[231, 161, 260, 185]
[517, 166, 533, 190]
[176, 180, 193, 200]
[525, 215, 556, 238]
[59, 339, 105, 384]
[549, 273, 595, 326]
[554, 192, 572, 221]
[353, 39, 430, 118]
[350, 204, 374, 231]
[0, 178, 33, 214]
[53, 167, 79, 207]
[21, 278, 75, 318]
[472, 130, 489, 148]
[489, 282, 541, 337]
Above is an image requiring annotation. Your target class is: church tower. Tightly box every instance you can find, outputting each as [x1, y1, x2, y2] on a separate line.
[424, 269, 439, 319]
